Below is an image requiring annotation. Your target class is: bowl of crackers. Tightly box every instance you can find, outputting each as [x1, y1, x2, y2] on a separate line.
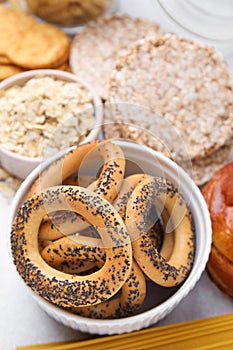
[0, 69, 103, 179]
[8, 0, 117, 35]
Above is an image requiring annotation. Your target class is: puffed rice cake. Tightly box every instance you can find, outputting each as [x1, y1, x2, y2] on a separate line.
[70, 14, 164, 99]
[105, 34, 233, 184]
[189, 139, 233, 186]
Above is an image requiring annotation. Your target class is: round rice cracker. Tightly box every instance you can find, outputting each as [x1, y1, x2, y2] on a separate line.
[0, 64, 24, 81]
[6, 22, 71, 69]
[0, 5, 36, 56]
[107, 34, 233, 162]
[186, 139, 233, 186]
[103, 103, 190, 161]
[70, 14, 164, 99]
[103, 118, 233, 186]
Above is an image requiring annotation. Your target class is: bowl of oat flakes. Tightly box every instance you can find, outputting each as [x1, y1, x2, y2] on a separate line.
[0, 69, 103, 179]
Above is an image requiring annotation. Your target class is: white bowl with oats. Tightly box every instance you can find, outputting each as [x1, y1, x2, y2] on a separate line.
[0, 69, 103, 179]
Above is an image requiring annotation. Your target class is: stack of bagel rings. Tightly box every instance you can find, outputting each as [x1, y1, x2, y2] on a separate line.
[11, 140, 195, 319]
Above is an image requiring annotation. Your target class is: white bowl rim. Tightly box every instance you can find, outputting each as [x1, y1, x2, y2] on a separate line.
[8, 139, 212, 331]
[0, 69, 103, 162]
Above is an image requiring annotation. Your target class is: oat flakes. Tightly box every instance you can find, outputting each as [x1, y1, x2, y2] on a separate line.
[0, 76, 95, 158]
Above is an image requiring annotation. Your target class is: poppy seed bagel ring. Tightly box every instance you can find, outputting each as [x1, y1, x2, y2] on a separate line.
[114, 173, 176, 263]
[27, 140, 126, 201]
[41, 236, 106, 269]
[126, 176, 195, 287]
[11, 186, 132, 308]
[74, 259, 146, 319]
[28, 140, 126, 242]
[43, 233, 146, 319]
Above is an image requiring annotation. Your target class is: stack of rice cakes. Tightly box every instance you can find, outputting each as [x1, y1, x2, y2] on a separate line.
[104, 34, 233, 185]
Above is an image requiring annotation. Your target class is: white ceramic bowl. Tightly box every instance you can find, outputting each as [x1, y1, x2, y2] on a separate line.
[0, 69, 103, 179]
[8, 140, 212, 335]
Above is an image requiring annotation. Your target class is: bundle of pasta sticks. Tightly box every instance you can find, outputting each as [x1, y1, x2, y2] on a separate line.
[17, 313, 233, 350]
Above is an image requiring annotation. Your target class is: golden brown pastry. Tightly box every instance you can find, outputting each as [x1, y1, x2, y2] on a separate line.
[202, 162, 233, 298]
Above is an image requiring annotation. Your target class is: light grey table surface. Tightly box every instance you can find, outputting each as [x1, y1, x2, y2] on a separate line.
[1, 1, 233, 349]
